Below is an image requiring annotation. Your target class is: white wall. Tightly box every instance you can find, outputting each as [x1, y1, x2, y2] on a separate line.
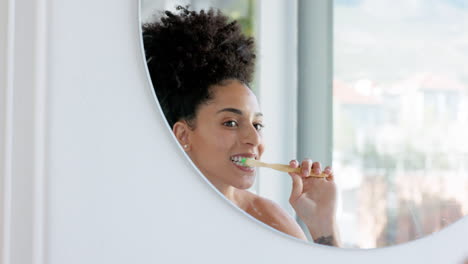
[1, 0, 467, 263]
[0, 0, 10, 261]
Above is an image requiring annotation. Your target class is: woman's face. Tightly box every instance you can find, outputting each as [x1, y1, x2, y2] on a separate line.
[184, 80, 265, 190]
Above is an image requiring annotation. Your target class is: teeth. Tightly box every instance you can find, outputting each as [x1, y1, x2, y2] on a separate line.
[230, 156, 253, 167]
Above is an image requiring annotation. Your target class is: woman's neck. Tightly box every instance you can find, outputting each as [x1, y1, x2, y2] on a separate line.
[207, 177, 245, 209]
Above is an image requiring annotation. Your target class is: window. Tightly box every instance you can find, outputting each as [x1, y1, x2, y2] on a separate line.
[334, 0, 468, 248]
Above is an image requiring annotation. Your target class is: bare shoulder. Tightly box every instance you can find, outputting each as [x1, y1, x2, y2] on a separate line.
[242, 192, 307, 241]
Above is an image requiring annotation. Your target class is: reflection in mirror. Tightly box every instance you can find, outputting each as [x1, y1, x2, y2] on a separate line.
[141, 0, 468, 249]
[141, 0, 340, 247]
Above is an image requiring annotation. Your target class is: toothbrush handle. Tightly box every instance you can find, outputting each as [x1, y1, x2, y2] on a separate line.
[246, 159, 329, 178]
[264, 163, 328, 178]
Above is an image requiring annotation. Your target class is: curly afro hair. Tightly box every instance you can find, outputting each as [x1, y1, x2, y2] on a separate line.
[142, 5, 256, 128]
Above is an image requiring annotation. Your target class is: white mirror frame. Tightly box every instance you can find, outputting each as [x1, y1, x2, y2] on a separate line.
[1, 0, 467, 263]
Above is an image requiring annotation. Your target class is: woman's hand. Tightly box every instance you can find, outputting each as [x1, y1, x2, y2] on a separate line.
[288, 159, 340, 246]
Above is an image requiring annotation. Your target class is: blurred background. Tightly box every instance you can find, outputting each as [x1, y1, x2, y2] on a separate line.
[141, 0, 468, 248]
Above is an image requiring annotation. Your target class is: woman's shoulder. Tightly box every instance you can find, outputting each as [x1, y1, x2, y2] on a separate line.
[241, 191, 307, 240]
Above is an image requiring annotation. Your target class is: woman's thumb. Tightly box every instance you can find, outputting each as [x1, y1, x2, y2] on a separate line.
[288, 160, 303, 203]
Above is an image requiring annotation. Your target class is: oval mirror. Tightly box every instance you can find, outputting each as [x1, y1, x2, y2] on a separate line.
[140, 0, 468, 249]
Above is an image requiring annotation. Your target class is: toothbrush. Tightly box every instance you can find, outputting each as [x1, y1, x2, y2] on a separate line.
[240, 158, 329, 178]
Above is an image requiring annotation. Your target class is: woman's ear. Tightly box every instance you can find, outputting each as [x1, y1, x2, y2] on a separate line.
[173, 121, 191, 151]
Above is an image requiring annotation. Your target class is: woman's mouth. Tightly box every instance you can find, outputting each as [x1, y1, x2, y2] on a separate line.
[230, 156, 255, 172]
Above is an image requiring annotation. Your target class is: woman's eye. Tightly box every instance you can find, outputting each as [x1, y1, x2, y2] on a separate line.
[223, 120, 238, 127]
[254, 123, 264, 131]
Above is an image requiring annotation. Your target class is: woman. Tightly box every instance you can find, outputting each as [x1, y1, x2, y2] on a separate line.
[143, 6, 340, 246]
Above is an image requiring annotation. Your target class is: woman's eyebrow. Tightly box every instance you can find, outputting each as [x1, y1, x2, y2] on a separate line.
[216, 108, 263, 117]
[217, 108, 243, 115]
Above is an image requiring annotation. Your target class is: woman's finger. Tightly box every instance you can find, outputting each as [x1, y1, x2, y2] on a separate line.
[301, 158, 313, 177]
[324, 166, 334, 181]
[312, 161, 322, 175]
[288, 159, 300, 176]
[289, 159, 299, 168]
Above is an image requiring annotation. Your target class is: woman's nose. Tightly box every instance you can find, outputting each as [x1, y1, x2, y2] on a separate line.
[242, 125, 261, 146]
